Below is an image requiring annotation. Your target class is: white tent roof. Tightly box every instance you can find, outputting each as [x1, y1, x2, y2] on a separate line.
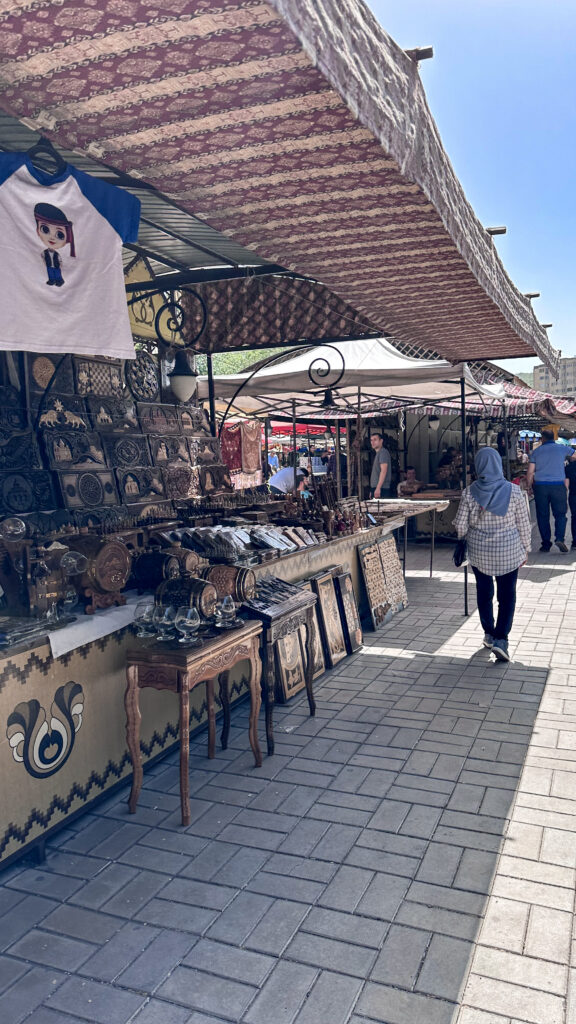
[197, 338, 505, 418]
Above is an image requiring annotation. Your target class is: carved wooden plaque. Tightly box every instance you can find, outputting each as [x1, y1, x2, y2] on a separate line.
[27, 353, 75, 394]
[298, 580, 325, 681]
[178, 405, 211, 435]
[311, 572, 347, 668]
[74, 357, 124, 397]
[358, 541, 390, 629]
[35, 395, 90, 432]
[199, 464, 233, 495]
[0, 471, 57, 515]
[125, 351, 160, 402]
[102, 434, 150, 469]
[58, 470, 119, 509]
[162, 465, 200, 500]
[0, 432, 42, 472]
[44, 431, 107, 471]
[0, 387, 26, 441]
[275, 630, 307, 702]
[334, 571, 363, 653]
[188, 437, 222, 465]
[86, 395, 140, 433]
[116, 467, 165, 504]
[378, 535, 408, 610]
[137, 403, 180, 435]
[150, 435, 190, 466]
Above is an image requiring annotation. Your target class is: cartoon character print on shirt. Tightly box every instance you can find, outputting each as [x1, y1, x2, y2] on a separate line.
[34, 202, 76, 287]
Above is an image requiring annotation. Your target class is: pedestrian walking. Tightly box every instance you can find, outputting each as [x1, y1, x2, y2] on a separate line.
[526, 428, 576, 551]
[565, 445, 576, 548]
[454, 447, 531, 662]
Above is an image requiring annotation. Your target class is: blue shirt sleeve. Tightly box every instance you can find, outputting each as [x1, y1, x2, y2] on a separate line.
[69, 166, 140, 242]
[0, 152, 27, 188]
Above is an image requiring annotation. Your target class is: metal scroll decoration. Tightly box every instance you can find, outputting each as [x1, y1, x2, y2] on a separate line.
[7, 681, 84, 779]
[127, 287, 207, 350]
[307, 345, 346, 389]
[218, 341, 348, 436]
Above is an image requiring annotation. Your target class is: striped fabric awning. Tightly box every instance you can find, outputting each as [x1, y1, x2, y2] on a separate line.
[0, 0, 559, 370]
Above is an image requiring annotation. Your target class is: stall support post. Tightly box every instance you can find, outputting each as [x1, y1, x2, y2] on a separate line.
[502, 400, 511, 480]
[264, 417, 270, 480]
[335, 420, 342, 498]
[461, 376, 469, 616]
[346, 420, 353, 496]
[292, 399, 297, 492]
[206, 353, 217, 437]
[356, 386, 362, 499]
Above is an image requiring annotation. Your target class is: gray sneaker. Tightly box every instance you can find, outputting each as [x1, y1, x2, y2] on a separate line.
[492, 639, 510, 662]
[556, 540, 568, 552]
[483, 633, 495, 648]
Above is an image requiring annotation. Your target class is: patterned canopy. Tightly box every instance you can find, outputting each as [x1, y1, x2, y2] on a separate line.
[0, 0, 558, 369]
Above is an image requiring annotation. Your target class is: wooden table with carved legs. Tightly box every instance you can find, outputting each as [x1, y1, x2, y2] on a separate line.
[125, 621, 263, 826]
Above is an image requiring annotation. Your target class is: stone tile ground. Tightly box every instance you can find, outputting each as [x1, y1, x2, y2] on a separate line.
[1, 543, 576, 1023]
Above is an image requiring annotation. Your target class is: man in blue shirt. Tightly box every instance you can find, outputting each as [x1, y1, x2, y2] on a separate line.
[527, 429, 576, 551]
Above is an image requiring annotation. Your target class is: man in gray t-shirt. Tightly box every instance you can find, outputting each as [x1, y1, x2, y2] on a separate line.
[370, 431, 391, 498]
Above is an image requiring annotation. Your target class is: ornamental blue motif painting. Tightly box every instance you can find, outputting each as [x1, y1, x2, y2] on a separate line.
[6, 681, 84, 779]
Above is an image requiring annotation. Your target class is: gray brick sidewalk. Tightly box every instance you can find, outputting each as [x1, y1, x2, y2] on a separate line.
[1, 544, 575, 1024]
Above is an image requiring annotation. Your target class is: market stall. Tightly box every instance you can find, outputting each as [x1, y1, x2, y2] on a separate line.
[0, 0, 561, 869]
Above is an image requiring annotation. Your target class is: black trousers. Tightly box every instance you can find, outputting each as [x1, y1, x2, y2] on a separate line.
[472, 566, 518, 641]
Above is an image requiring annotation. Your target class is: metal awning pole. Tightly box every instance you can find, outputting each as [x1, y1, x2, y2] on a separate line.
[264, 416, 270, 479]
[206, 352, 217, 437]
[335, 420, 342, 498]
[461, 376, 469, 616]
[502, 400, 511, 480]
[346, 419, 353, 496]
[356, 386, 362, 498]
[292, 399, 298, 492]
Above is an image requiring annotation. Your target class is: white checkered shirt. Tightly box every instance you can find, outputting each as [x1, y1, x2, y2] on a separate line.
[454, 484, 531, 576]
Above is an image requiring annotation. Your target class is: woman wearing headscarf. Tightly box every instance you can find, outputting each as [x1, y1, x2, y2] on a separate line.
[454, 447, 532, 661]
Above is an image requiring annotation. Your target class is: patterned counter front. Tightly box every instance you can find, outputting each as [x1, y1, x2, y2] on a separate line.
[0, 524, 400, 868]
[0, 627, 250, 868]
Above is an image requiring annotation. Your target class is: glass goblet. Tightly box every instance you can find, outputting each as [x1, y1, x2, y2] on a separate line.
[153, 604, 177, 642]
[175, 606, 201, 646]
[133, 599, 156, 637]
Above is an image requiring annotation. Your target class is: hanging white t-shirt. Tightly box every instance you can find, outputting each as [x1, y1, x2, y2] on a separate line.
[0, 153, 140, 358]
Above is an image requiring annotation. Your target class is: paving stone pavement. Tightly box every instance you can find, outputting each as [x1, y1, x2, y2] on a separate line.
[2, 543, 576, 1024]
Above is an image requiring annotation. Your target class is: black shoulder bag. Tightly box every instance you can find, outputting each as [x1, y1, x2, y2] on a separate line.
[453, 536, 467, 567]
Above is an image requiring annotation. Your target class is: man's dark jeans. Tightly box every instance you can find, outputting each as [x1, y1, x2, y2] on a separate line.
[472, 566, 518, 641]
[533, 483, 567, 546]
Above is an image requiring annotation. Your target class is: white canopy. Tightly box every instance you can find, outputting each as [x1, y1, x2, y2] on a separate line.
[197, 338, 506, 419]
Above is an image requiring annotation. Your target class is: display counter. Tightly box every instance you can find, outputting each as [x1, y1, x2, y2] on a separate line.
[0, 523, 398, 868]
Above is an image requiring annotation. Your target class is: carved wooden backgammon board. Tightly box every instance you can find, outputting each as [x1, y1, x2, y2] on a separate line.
[310, 571, 347, 668]
[150, 435, 189, 466]
[0, 432, 42, 472]
[27, 353, 75, 395]
[124, 350, 160, 402]
[0, 471, 57, 515]
[137, 403, 180, 435]
[333, 570, 363, 653]
[35, 395, 90, 432]
[86, 395, 139, 433]
[162, 465, 200, 500]
[358, 540, 391, 629]
[44, 431, 107, 472]
[74, 357, 124, 397]
[116, 467, 165, 504]
[58, 470, 119, 509]
[102, 434, 151, 469]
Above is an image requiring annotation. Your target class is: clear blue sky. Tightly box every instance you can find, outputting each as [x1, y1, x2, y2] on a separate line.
[366, 0, 576, 375]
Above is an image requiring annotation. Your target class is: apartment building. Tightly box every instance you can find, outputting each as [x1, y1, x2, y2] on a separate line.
[534, 356, 576, 396]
